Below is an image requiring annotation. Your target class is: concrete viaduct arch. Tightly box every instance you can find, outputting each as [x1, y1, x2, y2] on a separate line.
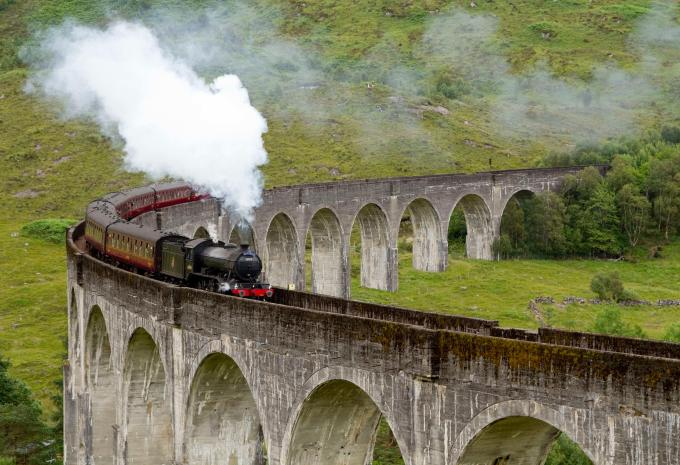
[66, 222, 680, 465]
[143, 167, 600, 298]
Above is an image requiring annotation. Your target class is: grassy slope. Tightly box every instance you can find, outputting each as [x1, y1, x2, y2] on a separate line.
[352, 244, 680, 336]
[0, 0, 678, 426]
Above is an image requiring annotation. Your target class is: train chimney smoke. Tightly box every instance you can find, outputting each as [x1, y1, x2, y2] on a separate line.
[24, 21, 268, 219]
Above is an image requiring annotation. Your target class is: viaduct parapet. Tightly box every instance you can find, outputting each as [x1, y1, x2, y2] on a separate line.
[66, 212, 680, 465]
[134, 166, 604, 298]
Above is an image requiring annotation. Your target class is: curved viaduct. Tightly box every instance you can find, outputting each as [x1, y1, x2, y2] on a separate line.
[66, 209, 680, 464]
[134, 166, 605, 298]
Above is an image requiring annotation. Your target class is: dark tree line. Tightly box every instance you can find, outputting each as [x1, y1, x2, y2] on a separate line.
[494, 127, 680, 259]
[0, 355, 62, 465]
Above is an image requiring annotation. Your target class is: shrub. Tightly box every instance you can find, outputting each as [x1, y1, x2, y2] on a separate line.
[592, 308, 645, 338]
[590, 272, 624, 301]
[663, 323, 680, 343]
[492, 234, 513, 260]
[20, 219, 77, 244]
[661, 125, 680, 145]
[545, 433, 593, 465]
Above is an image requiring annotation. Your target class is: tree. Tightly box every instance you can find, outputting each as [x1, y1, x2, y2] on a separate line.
[616, 184, 650, 247]
[499, 198, 526, 253]
[493, 234, 514, 260]
[545, 434, 593, 465]
[0, 356, 50, 465]
[525, 192, 567, 257]
[579, 184, 622, 256]
[606, 157, 637, 193]
[653, 184, 679, 240]
[592, 307, 645, 338]
[661, 125, 680, 144]
[590, 272, 625, 301]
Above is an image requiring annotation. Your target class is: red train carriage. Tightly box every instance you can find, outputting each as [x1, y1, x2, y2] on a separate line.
[153, 181, 207, 209]
[102, 186, 157, 220]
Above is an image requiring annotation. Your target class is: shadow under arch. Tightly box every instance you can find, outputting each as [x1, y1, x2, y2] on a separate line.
[124, 328, 173, 465]
[500, 188, 537, 217]
[399, 197, 444, 272]
[229, 220, 256, 249]
[265, 212, 300, 289]
[184, 352, 267, 465]
[193, 226, 210, 239]
[306, 207, 345, 297]
[450, 194, 493, 260]
[284, 378, 407, 465]
[84, 306, 114, 465]
[351, 203, 391, 291]
[451, 400, 597, 465]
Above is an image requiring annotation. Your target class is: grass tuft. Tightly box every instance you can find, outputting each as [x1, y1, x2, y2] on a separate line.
[20, 219, 77, 244]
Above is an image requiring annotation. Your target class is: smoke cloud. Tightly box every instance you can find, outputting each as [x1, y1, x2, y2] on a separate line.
[25, 21, 268, 218]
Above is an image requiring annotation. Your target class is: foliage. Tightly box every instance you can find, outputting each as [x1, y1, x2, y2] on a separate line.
[663, 323, 680, 343]
[0, 2, 679, 463]
[590, 272, 625, 301]
[503, 130, 680, 259]
[545, 434, 593, 465]
[616, 184, 650, 247]
[372, 418, 404, 465]
[20, 219, 77, 244]
[592, 307, 646, 338]
[447, 208, 467, 245]
[0, 355, 59, 465]
[525, 192, 567, 257]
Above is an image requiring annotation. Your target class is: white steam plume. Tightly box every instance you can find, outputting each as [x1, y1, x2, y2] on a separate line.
[25, 21, 268, 218]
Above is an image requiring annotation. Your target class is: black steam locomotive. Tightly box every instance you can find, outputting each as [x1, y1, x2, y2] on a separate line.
[84, 182, 273, 298]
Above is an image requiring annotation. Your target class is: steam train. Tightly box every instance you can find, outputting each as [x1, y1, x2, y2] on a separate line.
[84, 182, 273, 298]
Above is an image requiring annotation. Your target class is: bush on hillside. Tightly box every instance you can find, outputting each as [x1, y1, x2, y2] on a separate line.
[592, 308, 645, 338]
[0, 0, 15, 12]
[661, 125, 680, 145]
[21, 219, 77, 244]
[663, 323, 680, 343]
[590, 272, 624, 301]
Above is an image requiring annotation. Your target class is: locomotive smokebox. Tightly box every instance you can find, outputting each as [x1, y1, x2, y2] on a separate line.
[198, 242, 262, 282]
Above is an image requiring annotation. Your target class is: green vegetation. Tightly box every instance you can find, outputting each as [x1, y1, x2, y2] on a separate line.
[0, 1, 679, 463]
[372, 418, 405, 465]
[592, 307, 645, 338]
[497, 131, 680, 259]
[21, 219, 77, 244]
[0, 355, 61, 464]
[590, 272, 626, 302]
[546, 434, 593, 465]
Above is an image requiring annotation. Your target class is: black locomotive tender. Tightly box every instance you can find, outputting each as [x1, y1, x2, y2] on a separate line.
[84, 182, 273, 298]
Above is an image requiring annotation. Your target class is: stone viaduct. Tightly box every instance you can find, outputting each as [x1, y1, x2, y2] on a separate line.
[66, 169, 680, 465]
[134, 166, 605, 298]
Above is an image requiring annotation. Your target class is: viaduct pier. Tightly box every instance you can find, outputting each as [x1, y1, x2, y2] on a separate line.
[65, 167, 680, 465]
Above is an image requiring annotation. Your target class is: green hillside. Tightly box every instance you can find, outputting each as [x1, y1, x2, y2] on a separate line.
[0, 1, 679, 463]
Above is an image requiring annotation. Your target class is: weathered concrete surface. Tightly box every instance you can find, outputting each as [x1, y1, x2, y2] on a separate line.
[66, 223, 680, 465]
